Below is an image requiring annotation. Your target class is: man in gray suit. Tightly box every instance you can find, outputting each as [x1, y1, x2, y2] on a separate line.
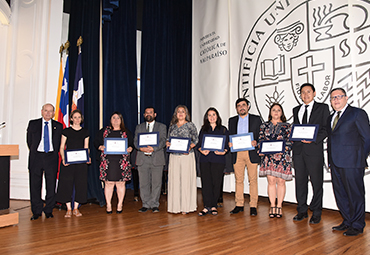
[134, 107, 167, 213]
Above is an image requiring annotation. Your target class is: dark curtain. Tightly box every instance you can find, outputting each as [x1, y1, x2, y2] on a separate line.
[102, 0, 137, 133]
[140, 0, 192, 126]
[68, 0, 104, 205]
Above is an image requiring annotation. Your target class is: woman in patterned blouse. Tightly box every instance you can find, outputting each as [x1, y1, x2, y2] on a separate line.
[94, 112, 133, 214]
[258, 103, 292, 218]
[166, 105, 198, 214]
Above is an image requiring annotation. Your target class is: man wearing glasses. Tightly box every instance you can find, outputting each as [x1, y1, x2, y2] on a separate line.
[327, 88, 370, 236]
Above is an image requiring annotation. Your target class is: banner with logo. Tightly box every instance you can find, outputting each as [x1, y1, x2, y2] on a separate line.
[193, 0, 370, 211]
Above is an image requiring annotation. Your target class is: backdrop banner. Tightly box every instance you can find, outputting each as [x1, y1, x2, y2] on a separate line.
[193, 0, 370, 211]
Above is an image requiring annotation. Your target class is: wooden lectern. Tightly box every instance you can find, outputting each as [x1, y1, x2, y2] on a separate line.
[0, 145, 19, 227]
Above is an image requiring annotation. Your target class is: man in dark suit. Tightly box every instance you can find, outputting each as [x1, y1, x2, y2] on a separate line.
[27, 103, 63, 220]
[134, 107, 167, 213]
[228, 98, 262, 215]
[327, 88, 370, 236]
[292, 83, 330, 224]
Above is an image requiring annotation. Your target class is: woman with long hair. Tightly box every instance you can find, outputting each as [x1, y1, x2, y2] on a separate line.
[196, 107, 229, 216]
[258, 103, 292, 218]
[166, 105, 198, 214]
[94, 112, 133, 214]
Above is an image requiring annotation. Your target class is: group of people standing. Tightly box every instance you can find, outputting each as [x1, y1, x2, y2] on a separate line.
[26, 83, 370, 237]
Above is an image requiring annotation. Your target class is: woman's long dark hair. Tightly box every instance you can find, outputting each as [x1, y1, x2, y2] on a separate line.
[201, 107, 222, 132]
[109, 111, 126, 132]
[268, 103, 287, 122]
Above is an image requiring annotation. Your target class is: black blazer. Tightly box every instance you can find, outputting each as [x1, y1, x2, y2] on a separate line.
[228, 114, 262, 164]
[327, 105, 370, 168]
[292, 101, 330, 156]
[26, 118, 63, 169]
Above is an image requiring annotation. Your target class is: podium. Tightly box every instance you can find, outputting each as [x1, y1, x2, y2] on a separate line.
[0, 145, 19, 227]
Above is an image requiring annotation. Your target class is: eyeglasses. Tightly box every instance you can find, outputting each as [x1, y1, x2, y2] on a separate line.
[330, 95, 346, 101]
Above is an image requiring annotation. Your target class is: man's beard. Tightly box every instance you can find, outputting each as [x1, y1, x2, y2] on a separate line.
[145, 116, 154, 122]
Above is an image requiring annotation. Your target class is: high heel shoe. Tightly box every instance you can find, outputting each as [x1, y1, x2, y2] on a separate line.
[73, 209, 82, 217]
[65, 210, 72, 218]
[276, 207, 283, 218]
[269, 207, 276, 218]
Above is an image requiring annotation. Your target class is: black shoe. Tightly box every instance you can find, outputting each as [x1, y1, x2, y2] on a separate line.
[293, 212, 308, 221]
[45, 213, 54, 219]
[134, 196, 139, 202]
[250, 207, 257, 216]
[332, 223, 349, 231]
[343, 227, 363, 236]
[106, 211, 113, 214]
[30, 214, 41, 221]
[309, 215, 321, 224]
[116, 210, 122, 214]
[152, 207, 159, 213]
[230, 206, 244, 214]
[139, 207, 149, 212]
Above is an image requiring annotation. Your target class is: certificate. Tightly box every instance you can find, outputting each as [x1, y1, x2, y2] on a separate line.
[260, 140, 285, 154]
[167, 137, 191, 153]
[104, 138, 128, 154]
[65, 149, 89, 164]
[201, 134, 226, 152]
[138, 132, 159, 147]
[290, 124, 319, 142]
[230, 133, 255, 152]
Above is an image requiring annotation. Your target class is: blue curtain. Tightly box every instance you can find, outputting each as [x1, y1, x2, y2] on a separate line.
[140, 0, 192, 126]
[102, 0, 138, 133]
[68, 0, 104, 205]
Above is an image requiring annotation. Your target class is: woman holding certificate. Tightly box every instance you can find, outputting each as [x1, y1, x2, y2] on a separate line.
[166, 105, 198, 214]
[196, 107, 229, 216]
[57, 109, 90, 218]
[258, 103, 292, 218]
[94, 112, 133, 214]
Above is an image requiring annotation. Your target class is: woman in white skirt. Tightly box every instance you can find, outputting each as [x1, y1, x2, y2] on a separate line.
[166, 105, 198, 214]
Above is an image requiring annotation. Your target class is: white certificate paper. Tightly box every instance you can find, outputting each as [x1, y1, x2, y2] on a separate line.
[139, 133, 158, 146]
[291, 126, 316, 140]
[203, 136, 224, 150]
[169, 138, 189, 152]
[106, 139, 127, 152]
[66, 150, 88, 162]
[260, 141, 284, 153]
[232, 135, 252, 150]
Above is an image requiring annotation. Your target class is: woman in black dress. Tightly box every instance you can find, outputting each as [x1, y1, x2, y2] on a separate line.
[94, 112, 133, 214]
[57, 109, 90, 218]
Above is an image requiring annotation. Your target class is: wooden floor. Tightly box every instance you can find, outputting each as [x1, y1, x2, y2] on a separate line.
[1, 190, 370, 255]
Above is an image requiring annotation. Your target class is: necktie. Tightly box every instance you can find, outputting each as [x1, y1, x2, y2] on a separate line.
[302, 105, 309, 124]
[44, 122, 50, 153]
[332, 111, 341, 131]
[147, 123, 150, 132]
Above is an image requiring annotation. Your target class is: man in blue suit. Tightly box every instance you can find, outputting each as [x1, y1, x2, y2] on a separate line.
[327, 88, 370, 236]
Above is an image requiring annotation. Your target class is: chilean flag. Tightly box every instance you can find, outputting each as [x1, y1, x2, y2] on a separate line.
[72, 49, 84, 116]
[58, 55, 69, 128]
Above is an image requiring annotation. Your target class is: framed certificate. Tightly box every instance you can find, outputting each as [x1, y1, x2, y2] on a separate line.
[167, 137, 191, 153]
[138, 132, 159, 147]
[65, 149, 89, 164]
[230, 133, 255, 152]
[201, 134, 226, 152]
[104, 138, 128, 154]
[260, 140, 285, 154]
[290, 124, 319, 142]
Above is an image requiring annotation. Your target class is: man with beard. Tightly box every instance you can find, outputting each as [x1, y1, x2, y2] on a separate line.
[134, 107, 167, 212]
[228, 98, 262, 215]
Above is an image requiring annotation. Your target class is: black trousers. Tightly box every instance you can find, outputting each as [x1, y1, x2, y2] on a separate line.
[293, 152, 324, 216]
[200, 162, 224, 208]
[29, 152, 58, 215]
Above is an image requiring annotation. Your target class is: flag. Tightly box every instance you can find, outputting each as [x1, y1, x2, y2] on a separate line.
[72, 49, 84, 115]
[54, 57, 63, 118]
[59, 55, 69, 128]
